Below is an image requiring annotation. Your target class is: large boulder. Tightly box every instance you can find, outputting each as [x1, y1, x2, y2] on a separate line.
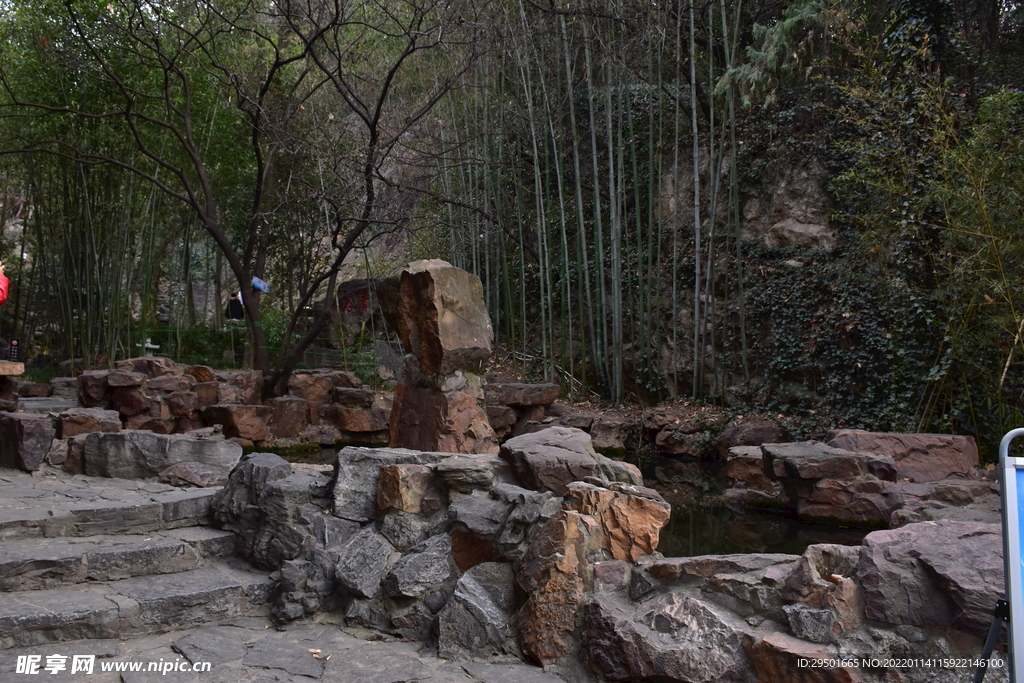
[500, 427, 640, 496]
[83, 431, 243, 479]
[0, 412, 56, 471]
[389, 372, 498, 455]
[826, 430, 979, 482]
[585, 591, 770, 683]
[55, 407, 121, 438]
[287, 373, 334, 424]
[201, 404, 273, 442]
[335, 526, 395, 599]
[762, 442, 896, 482]
[395, 259, 493, 376]
[438, 562, 518, 659]
[856, 520, 1003, 636]
[333, 446, 441, 522]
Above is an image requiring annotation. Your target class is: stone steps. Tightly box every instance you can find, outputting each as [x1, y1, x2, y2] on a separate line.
[0, 468, 274, 650]
[0, 527, 237, 591]
[0, 563, 274, 649]
[0, 471, 219, 541]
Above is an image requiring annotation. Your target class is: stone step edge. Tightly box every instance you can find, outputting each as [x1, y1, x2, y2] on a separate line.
[0, 487, 219, 541]
[0, 527, 238, 592]
[0, 563, 273, 650]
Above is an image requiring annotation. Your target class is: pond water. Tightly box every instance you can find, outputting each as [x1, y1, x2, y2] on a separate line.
[656, 504, 869, 558]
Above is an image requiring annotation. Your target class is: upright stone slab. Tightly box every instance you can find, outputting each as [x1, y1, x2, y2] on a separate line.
[387, 260, 498, 454]
[0, 412, 56, 471]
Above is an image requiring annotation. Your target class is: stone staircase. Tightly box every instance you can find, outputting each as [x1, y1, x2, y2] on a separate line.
[0, 468, 273, 649]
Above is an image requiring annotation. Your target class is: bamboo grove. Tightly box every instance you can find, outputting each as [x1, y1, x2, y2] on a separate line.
[435, 0, 755, 405]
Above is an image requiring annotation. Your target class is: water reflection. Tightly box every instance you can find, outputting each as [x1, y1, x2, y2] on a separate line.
[657, 505, 868, 557]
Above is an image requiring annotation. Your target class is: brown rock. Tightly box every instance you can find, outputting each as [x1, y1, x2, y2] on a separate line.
[158, 461, 230, 487]
[558, 413, 594, 431]
[763, 442, 897, 482]
[185, 365, 217, 383]
[320, 370, 363, 389]
[193, 382, 219, 409]
[716, 415, 786, 458]
[111, 386, 151, 417]
[590, 418, 632, 452]
[485, 404, 517, 431]
[49, 377, 80, 399]
[516, 510, 599, 666]
[106, 371, 147, 388]
[564, 480, 670, 561]
[451, 527, 498, 572]
[202, 404, 273, 441]
[56, 407, 122, 438]
[215, 370, 264, 405]
[126, 416, 176, 434]
[826, 429, 979, 482]
[389, 384, 497, 454]
[332, 387, 375, 407]
[147, 374, 195, 392]
[655, 429, 715, 457]
[499, 426, 603, 495]
[0, 413, 56, 471]
[166, 391, 199, 418]
[77, 370, 111, 408]
[267, 395, 308, 439]
[17, 381, 50, 398]
[720, 446, 775, 492]
[397, 260, 493, 375]
[797, 478, 901, 525]
[377, 464, 444, 513]
[64, 434, 89, 474]
[321, 403, 390, 433]
[752, 631, 861, 683]
[782, 544, 861, 605]
[287, 373, 334, 424]
[486, 382, 559, 406]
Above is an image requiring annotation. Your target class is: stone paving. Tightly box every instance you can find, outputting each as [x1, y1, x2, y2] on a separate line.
[0, 617, 566, 683]
[0, 467, 569, 683]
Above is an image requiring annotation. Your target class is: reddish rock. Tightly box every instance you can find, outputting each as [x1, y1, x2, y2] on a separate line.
[114, 356, 183, 377]
[558, 413, 594, 431]
[564, 480, 670, 561]
[78, 370, 111, 408]
[17, 381, 49, 398]
[287, 373, 334, 424]
[798, 478, 901, 526]
[486, 382, 559, 406]
[0, 412, 56, 471]
[126, 416, 176, 434]
[267, 395, 308, 439]
[396, 260, 493, 376]
[321, 370, 363, 389]
[202, 404, 273, 442]
[716, 415, 786, 458]
[485, 404, 517, 431]
[377, 464, 444, 513]
[826, 429, 979, 482]
[56, 407, 121, 438]
[63, 434, 89, 474]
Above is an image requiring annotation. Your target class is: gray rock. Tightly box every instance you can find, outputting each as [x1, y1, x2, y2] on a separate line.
[585, 591, 763, 683]
[84, 431, 243, 479]
[333, 447, 440, 522]
[319, 642, 430, 683]
[213, 453, 293, 530]
[499, 426, 604, 495]
[461, 663, 564, 683]
[857, 520, 1003, 636]
[335, 526, 394, 599]
[379, 507, 448, 550]
[491, 484, 560, 562]
[449, 490, 515, 539]
[438, 563, 517, 659]
[173, 625, 251, 664]
[762, 441, 897, 481]
[784, 603, 837, 643]
[382, 533, 453, 598]
[243, 637, 324, 678]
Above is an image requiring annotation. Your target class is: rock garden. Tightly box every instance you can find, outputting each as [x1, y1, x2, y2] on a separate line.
[0, 262, 1010, 683]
